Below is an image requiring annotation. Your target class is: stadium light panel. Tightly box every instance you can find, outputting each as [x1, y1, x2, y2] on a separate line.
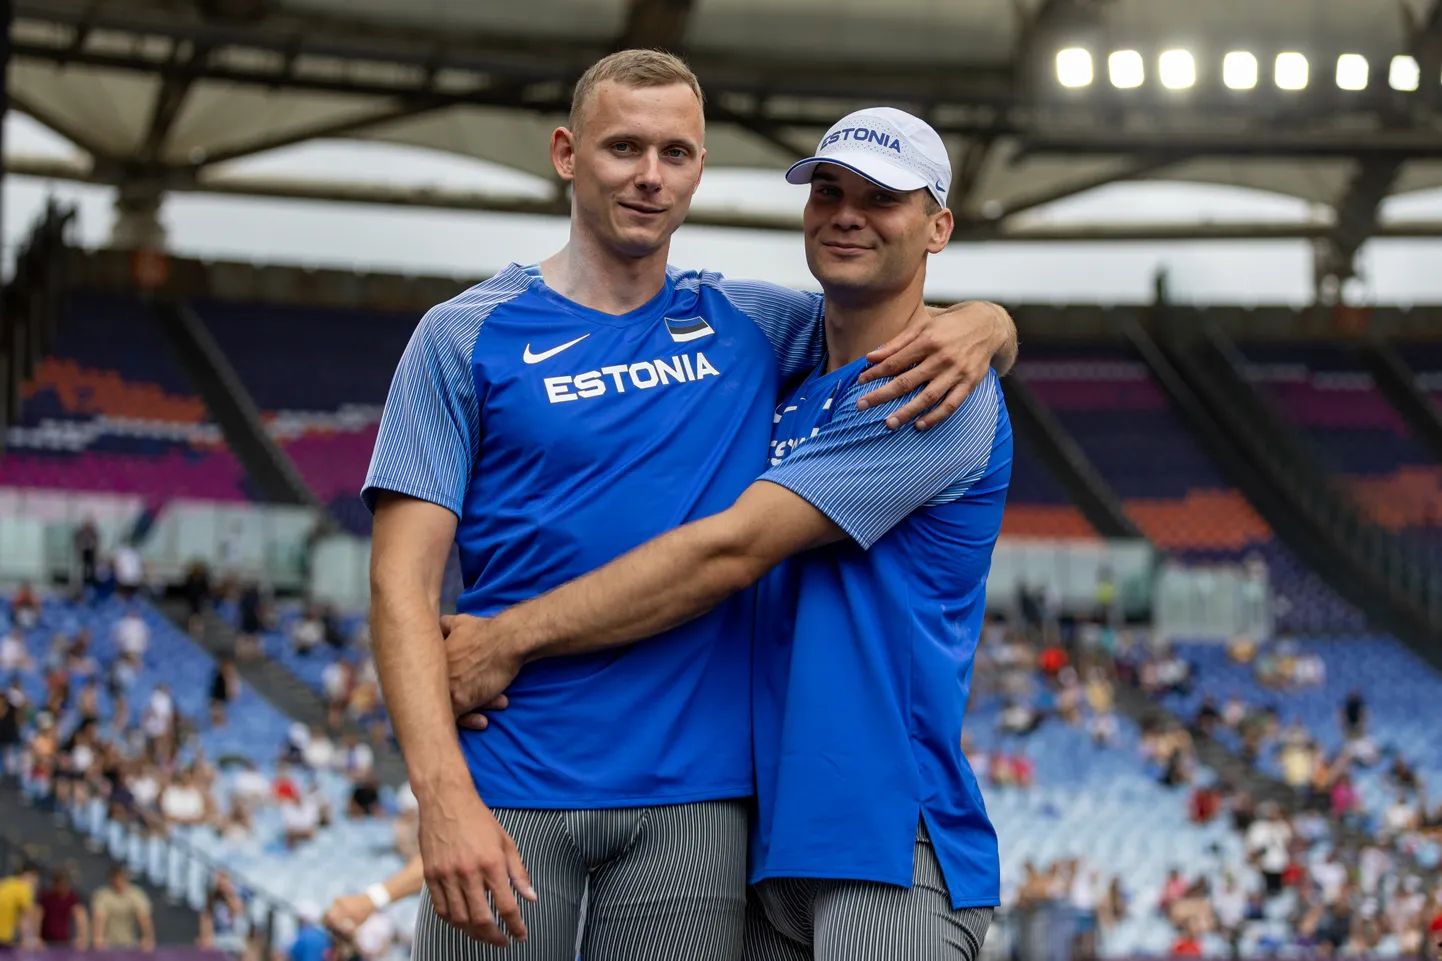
[1158, 49, 1196, 89]
[1275, 52, 1309, 90]
[1223, 51, 1258, 90]
[1109, 50, 1145, 88]
[1336, 54, 1369, 90]
[1390, 55, 1420, 91]
[1056, 48, 1094, 88]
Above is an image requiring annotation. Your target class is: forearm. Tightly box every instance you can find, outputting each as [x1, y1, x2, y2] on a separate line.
[384, 855, 425, 902]
[372, 579, 471, 799]
[498, 514, 759, 662]
[979, 302, 1018, 376]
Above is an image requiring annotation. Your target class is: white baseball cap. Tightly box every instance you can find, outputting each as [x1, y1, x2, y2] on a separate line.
[785, 107, 951, 208]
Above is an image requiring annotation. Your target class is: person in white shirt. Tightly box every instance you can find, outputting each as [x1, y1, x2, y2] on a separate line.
[140, 685, 174, 742]
[1245, 804, 1292, 898]
[1382, 793, 1419, 839]
[301, 726, 336, 771]
[281, 793, 322, 849]
[114, 612, 149, 661]
[113, 545, 144, 598]
[231, 762, 269, 805]
[0, 630, 30, 672]
[1311, 851, 1347, 903]
[159, 770, 209, 826]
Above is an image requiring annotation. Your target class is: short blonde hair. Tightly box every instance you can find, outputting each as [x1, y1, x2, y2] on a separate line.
[569, 49, 704, 133]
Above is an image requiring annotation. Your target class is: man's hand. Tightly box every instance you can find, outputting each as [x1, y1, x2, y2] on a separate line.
[324, 893, 375, 936]
[444, 614, 525, 724]
[419, 777, 535, 946]
[856, 300, 1016, 430]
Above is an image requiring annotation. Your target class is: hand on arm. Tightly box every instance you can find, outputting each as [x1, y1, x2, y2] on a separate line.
[324, 854, 425, 935]
[856, 300, 1017, 429]
[370, 494, 534, 947]
[448, 481, 845, 719]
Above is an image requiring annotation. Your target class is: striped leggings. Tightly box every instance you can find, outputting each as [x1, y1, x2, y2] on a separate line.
[745, 824, 994, 961]
[413, 800, 748, 961]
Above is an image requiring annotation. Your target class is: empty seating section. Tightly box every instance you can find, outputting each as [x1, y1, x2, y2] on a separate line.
[1001, 433, 1096, 538]
[195, 300, 415, 533]
[1018, 349, 1365, 634]
[3, 293, 249, 502]
[1239, 344, 1442, 561]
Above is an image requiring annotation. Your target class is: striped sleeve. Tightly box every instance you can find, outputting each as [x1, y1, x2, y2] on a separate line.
[360, 301, 486, 517]
[715, 277, 825, 379]
[761, 370, 1003, 549]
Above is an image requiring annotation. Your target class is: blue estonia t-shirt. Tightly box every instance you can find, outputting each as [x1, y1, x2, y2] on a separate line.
[752, 360, 1011, 909]
[363, 263, 824, 808]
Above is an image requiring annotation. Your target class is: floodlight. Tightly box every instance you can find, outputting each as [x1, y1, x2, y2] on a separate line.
[1223, 51, 1258, 90]
[1275, 52, 1309, 90]
[1057, 48, 1093, 88]
[1390, 55, 1420, 91]
[1336, 54, 1368, 90]
[1109, 50, 1145, 88]
[1158, 49, 1196, 89]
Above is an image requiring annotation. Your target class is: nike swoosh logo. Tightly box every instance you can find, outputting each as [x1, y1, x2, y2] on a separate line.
[523, 334, 590, 364]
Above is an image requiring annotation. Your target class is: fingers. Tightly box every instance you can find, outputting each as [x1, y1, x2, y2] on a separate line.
[916, 380, 979, 431]
[485, 860, 528, 944]
[503, 829, 537, 903]
[484, 694, 509, 711]
[859, 326, 920, 379]
[439, 615, 456, 638]
[457, 712, 488, 731]
[460, 868, 508, 948]
[859, 332, 929, 388]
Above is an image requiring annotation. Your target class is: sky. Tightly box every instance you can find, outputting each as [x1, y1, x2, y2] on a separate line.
[8, 111, 1442, 307]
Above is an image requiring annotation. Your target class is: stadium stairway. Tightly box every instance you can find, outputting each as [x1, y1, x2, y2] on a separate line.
[999, 374, 1140, 539]
[151, 299, 326, 514]
[159, 600, 409, 787]
[1132, 317, 1442, 667]
[0, 788, 201, 944]
[1360, 336, 1442, 464]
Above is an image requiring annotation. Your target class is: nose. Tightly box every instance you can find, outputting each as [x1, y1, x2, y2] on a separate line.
[635, 148, 664, 192]
[830, 198, 866, 231]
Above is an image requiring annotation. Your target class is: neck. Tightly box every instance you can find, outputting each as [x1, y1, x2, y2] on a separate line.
[539, 222, 671, 315]
[821, 269, 928, 372]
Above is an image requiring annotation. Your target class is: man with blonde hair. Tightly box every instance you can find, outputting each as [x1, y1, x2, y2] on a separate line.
[366, 48, 1015, 961]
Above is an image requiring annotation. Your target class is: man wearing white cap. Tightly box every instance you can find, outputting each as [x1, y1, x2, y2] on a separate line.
[448, 105, 1008, 960]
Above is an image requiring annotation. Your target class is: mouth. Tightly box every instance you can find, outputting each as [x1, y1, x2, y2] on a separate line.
[619, 201, 667, 217]
[821, 240, 873, 254]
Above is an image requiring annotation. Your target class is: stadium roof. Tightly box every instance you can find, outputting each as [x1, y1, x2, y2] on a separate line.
[11, 0, 1442, 290]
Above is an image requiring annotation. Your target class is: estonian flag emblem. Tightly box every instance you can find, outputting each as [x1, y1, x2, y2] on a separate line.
[664, 315, 715, 343]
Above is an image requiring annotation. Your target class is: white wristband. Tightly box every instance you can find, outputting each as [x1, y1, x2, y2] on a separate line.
[365, 883, 392, 910]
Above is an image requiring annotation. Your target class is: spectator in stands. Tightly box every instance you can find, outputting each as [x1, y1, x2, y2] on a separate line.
[1246, 802, 1293, 898]
[301, 725, 336, 771]
[91, 866, 153, 950]
[197, 870, 246, 956]
[218, 797, 253, 843]
[281, 790, 323, 849]
[160, 767, 212, 829]
[1159, 868, 1188, 916]
[234, 582, 266, 661]
[182, 561, 213, 637]
[1212, 873, 1246, 956]
[0, 626, 31, 674]
[55, 718, 100, 807]
[26, 712, 59, 801]
[209, 656, 241, 727]
[272, 760, 300, 803]
[285, 902, 331, 961]
[0, 686, 22, 782]
[73, 519, 99, 593]
[37, 869, 88, 948]
[112, 540, 145, 601]
[0, 862, 40, 950]
[291, 605, 325, 656]
[1341, 688, 1368, 740]
[11, 583, 39, 630]
[998, 698, 1041, 737]
[1188, 781, 1222, 824]
[347, 774, 382, 819]
[339, 732, 374, 782]
[114, 608, 149, 663]
[322, 659, 355, 730]
[67, 633, 99, 682]
[140, 683, 176, 758]
[1383, 791, 1421, 841]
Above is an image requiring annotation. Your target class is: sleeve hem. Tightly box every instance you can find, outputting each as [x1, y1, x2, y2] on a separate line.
[756, 475, 878, 550]
[359, 481, 463, 520]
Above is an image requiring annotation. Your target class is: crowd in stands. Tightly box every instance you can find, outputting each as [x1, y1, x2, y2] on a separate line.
[964, 587, 1442, 959]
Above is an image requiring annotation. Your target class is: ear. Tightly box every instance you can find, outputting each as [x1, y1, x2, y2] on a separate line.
[551, 127, 577, 182]
[927, 207, 954, 253]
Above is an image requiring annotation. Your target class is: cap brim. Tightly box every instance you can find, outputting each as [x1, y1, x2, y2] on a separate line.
[785, 151, 931, 194]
